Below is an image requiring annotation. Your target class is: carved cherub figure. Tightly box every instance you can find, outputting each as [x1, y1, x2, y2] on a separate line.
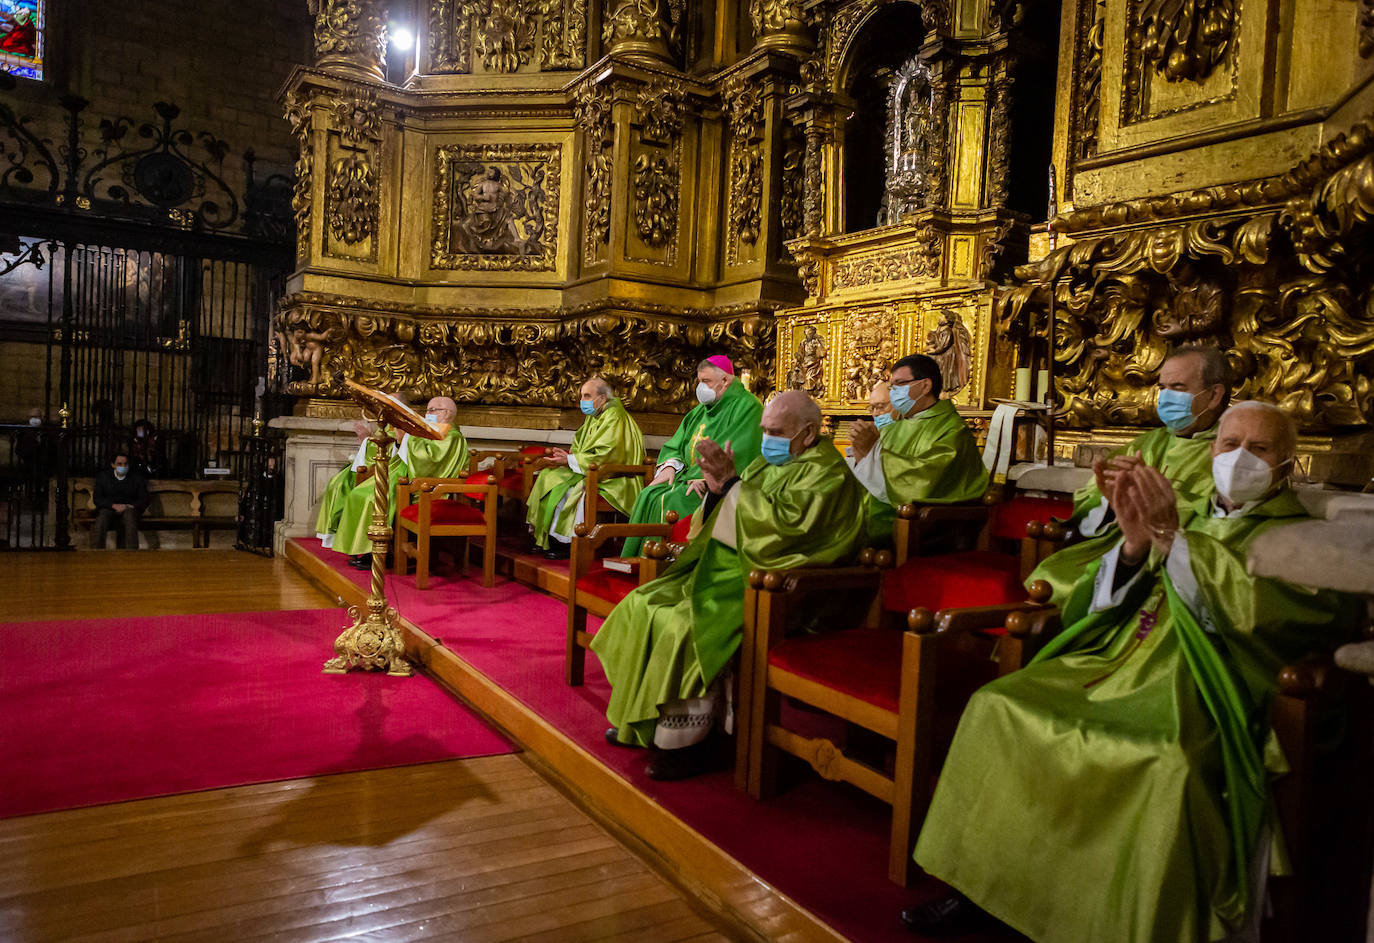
[287, 325, 333, 386]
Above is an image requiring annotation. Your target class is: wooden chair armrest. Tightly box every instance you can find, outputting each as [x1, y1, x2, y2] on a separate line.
[587, 462, 655, 477]
[899, 503, 992, 525]
[911, 594, 1056, 637]
[745, 558, 889, 597]
[1277, 653, 1340, 700]
[573, 520, 673, 541]
[1025, 519, 1079, 544]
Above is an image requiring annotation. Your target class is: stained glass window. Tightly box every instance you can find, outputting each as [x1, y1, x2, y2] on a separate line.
[0, 0, 43, 81]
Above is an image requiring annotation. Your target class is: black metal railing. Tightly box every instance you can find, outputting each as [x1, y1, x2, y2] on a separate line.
[235, 431, 285, 556]
[0, 424, 71, 550]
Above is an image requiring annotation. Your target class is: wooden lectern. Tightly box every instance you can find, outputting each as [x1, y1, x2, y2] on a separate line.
[323, 380, 443, 677]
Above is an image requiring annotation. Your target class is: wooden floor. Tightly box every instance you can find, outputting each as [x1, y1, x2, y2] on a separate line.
[0, 549, 339, 621]
[1, 550, 732, 942]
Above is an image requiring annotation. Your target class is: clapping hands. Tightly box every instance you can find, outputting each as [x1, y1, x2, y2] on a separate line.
[1112, 465, 1180, 564]
[696, 437, 736, 494]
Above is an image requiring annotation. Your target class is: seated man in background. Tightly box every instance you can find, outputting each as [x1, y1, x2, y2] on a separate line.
[622, 355, 763, 556]
[328, 396, 469, 569]
[906, 401, 1358, 943]
[526, 376, 645, 559]
[847, 381, 893, 466]
[315, 419, 391, 550]
[92, 452, 148, 550]
[593, 391, 865, 780]
[848, 353, 988, 545]
[1033, 344, 1231, 603]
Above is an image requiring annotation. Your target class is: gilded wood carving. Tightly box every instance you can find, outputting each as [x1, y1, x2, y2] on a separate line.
[430, 143, 561, 270]
[428, 0, 587, 73]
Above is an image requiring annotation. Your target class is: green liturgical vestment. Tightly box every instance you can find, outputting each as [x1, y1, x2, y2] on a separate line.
[592, 444, 866, 747]
[314, 440, 379, 539]
[914, 488, 1358, 943]
[622, 379, 763, 556]
[1030, 424, 1218, 605]
[861, 397, 989, 544]
[329, 425, 470, 556]
[525, 398, 646, 549]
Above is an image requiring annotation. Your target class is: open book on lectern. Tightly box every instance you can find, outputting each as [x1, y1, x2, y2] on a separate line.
[343, 379, 444, 441]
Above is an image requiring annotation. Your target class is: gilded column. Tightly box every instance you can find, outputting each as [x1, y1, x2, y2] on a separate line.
[749, 0, 813, 54]
[602, 0, 672, 65]
[308, 0, 389, 82]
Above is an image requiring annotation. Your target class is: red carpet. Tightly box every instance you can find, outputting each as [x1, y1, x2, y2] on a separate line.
[0, 607, 514, 819]
[299, 538, 1021, 943]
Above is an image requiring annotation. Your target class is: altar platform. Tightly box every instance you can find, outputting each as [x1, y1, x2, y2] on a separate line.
[284, 536, 1021, 943]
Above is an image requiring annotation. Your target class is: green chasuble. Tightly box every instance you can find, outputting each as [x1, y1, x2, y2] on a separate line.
[315, 440, 381, 539]
[622, 379, 763, 556]
[1031, 424, 1218, 605]
[329, 425, 470, 556]
[861, 397, 989, 545]
[914, 488, 1358, 943]
[526, 398, 646, 549]
[592, 443, 866, 746]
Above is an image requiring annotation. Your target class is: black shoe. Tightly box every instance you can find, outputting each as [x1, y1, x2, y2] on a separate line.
[644, 738, 728, 781]
[604, 727, 641, 748]
[543, 542, 570, 560]
[899, 892, 989, 937]
[348, 555, 371, 570]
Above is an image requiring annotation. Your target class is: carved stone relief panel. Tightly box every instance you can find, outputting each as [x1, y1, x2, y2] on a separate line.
[829, 235, 941, 292]
[427, 0, 586, 74]
[1123, 0, 1240, 123]
[839, 304, 899, 402]
[785, 322, 829, 396]
[430, 142, 561, 271]
[322, 86, 383, 263]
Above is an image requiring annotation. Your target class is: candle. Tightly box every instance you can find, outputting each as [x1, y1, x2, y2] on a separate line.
[1013, 368, 1031, 403]
[1037, 370, 1050, 403]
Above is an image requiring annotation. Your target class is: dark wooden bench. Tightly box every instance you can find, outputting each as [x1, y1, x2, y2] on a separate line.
[71, 478, 239, 548]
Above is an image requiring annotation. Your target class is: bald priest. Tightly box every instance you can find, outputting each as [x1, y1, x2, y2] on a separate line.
[905, 401, 1360, 943]
[324, 396, 470, 566]
[526, 376, 646, 557]
[621, 355, 763, 557]
[592, 391, 866, 780]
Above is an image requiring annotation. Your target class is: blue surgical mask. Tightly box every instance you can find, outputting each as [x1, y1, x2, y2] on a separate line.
[873, 411, 895, 430]
[579, 399, 596, 415]
[424, 413, 439, 424]
[114, 465, 128, 477]
[889, 382, 915, 416]
[1155, 389, 1198, 433]
[760, 433, 793, 466]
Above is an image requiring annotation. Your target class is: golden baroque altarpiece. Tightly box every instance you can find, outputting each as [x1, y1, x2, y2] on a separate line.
[279, 0, 1374, 463]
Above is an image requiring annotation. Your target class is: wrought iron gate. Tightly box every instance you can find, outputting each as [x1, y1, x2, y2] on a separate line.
[0, 73, 293, 548]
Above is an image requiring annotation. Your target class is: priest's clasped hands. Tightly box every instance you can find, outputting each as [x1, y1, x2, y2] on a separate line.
[1113, 464, 1181, 565]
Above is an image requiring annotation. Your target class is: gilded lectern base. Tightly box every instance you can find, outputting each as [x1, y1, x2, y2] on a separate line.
[323, 598, 414, 677]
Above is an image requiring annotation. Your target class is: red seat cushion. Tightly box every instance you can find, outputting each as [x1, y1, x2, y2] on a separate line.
[988, 495, 1075, 542]
[769, 628, 902, 714]
[883, 551, 1024, 614]
[576, 564, 639, 605]
[669, 515, 692, 543]
[520, 445, 547, 455]
[398, 500, 486, 526]
[462, 470, 521, 499]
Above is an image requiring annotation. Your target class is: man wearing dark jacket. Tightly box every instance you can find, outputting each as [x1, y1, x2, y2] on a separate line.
[93, 452, 149, 549]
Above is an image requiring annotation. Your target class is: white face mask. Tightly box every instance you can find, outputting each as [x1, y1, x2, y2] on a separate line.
[695, 381, 717, 405]
[28, 416, 41, 427]
[1212, 447, 1281, 506]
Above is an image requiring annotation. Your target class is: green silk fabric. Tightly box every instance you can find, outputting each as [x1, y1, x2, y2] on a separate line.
[915, 488, 1358, 943]
[863, 397, 989, 544]
[526, 398, 646, 549]
[313, 439, 379, 536]
[622, 379, 763, 556]
[329, 427, 469, 556]
[592, 443, 865, 746]
[1031, 425, 1218, 605]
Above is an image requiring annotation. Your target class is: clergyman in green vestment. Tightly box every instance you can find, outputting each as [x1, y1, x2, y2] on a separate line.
[591, 391, 866, 780]
[848, 353, 989, 545]
[315, 420, 391, 549]
[622, 354, 763, 556]
[526, 376, 646, 555]
[1031, 345, 1233, 604]
[327, 396, 471, 562]
[904, 402, 1359, 943]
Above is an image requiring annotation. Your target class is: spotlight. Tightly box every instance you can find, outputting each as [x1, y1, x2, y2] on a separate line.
[390, 26, 415, 51]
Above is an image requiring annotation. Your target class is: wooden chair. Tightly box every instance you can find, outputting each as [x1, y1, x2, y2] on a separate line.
[393, 475, 499, 589]
[461, 445, 546, 507]
[565, 511, 690, 685]
[744, 557, 1053, 885]
[882, 492, 1075, 625]
[579, 458, 657, 524]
